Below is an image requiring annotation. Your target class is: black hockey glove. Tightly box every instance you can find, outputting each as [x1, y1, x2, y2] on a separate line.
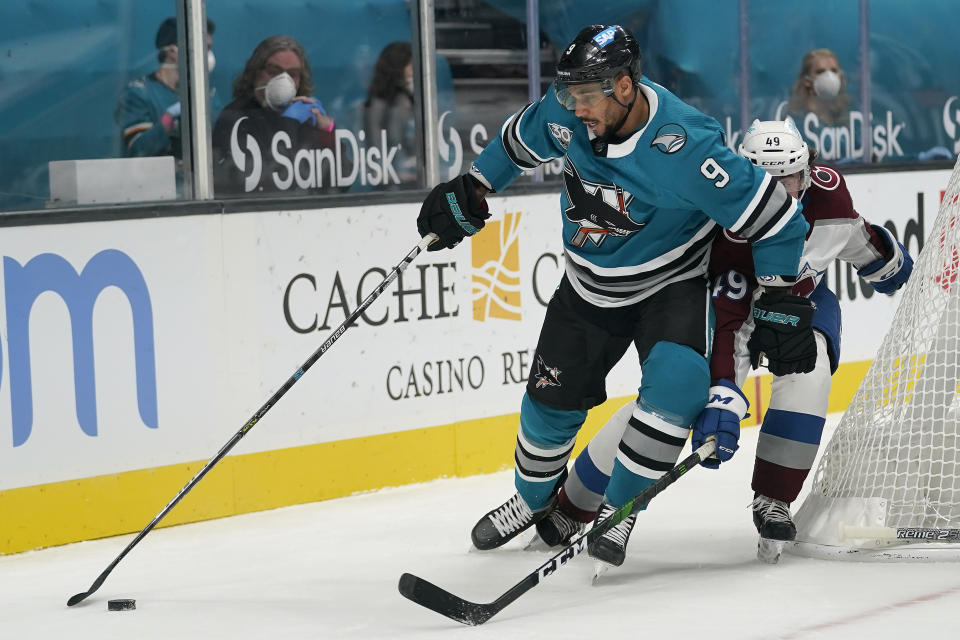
[747, 291, 817, 376]
[417, 174, 490, 251]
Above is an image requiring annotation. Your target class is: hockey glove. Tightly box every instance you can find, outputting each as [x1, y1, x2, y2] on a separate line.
[747, 290, 817, 376]
[858, 224, 913, 295]
[692, 380, 749, 469]
[417, 174, 489, 251]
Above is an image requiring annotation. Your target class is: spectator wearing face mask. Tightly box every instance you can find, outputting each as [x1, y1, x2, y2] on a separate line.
[115, 16, 217, 159]
[363, 41, 417, 186]
[212, 35, 338, 196]
[785, 48, 851, 127]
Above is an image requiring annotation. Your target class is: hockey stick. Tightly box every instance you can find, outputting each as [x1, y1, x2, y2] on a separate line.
[67, 233, 437, 607]
[398, 437, 716, 625]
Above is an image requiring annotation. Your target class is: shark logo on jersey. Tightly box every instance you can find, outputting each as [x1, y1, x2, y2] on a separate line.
[651, 123, 688, 154]
[548, 122, 572, 149]
[562, 160, 644, 247]
[534, 356, 562, 389]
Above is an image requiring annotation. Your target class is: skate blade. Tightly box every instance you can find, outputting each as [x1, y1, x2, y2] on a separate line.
[522, 531, 552, 552]
[591, 561, 610, 585]
[757, 538, 784, 564]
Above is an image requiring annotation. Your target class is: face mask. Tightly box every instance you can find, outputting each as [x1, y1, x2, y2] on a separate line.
[158, 45, 215, 74]
[405, 77, 414, 95]
[259, 72, 297, 110]
[812, 70, 841, 99]
[159, 45, 177, 69]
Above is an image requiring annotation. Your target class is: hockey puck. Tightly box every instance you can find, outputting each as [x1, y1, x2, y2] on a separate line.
[107, 599, 136, 611]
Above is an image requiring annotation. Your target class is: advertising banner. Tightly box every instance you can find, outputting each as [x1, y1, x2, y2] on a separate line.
[0, 169, 951, 495]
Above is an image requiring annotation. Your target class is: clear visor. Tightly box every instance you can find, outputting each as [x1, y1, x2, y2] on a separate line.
[554, 79, 611, 111]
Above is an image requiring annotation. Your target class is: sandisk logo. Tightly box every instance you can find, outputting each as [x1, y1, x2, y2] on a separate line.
[228, 117, 401, 192]
[229, 116, 263, 192]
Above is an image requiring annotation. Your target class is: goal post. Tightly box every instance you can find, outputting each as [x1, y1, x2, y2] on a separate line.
[789, 156, 960, 561]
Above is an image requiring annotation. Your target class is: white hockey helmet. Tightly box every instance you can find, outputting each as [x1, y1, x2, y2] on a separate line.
[738, 117, 811, 191]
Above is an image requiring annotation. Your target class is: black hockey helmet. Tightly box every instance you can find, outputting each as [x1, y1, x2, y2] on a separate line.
[554, 25, 642, 110]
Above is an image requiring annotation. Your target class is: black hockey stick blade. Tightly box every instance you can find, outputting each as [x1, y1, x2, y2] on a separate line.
[67, 573, 107, 607]
[399, 565, 545, 626]
[399, 438, 716, 625]
[399, 572, 521, 626]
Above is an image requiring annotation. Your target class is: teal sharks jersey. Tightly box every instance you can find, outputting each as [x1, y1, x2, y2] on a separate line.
[471, 77, 808, 308]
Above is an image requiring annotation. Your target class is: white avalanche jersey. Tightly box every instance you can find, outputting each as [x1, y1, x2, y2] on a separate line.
[709, 164, 889, 383]
[470, 76, 809, 307]
[791, 166, 889, 296]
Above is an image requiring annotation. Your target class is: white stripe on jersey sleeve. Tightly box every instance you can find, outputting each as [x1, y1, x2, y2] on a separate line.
[729, 172, 773, 234]
[755, 197, 800, 242]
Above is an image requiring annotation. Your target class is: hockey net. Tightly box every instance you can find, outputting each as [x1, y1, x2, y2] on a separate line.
[790, 156, 960, 561]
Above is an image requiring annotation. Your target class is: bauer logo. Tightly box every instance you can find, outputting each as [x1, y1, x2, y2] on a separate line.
[3, 250, 158, 447]
[471, 211, 522, 322]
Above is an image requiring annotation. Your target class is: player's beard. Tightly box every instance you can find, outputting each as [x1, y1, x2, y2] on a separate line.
[581, 114, 611, 137]
[583, 92, 635, 156]
[579, 116, 601, 136]
[581, 102, 629, 138]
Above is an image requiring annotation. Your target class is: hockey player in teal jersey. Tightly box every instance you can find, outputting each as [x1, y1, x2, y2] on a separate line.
[416, 24, 817, 554]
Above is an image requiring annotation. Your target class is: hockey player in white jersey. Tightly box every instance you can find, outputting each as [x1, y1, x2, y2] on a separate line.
[542, 117, 914, 565]
[416, 25, 816, 554]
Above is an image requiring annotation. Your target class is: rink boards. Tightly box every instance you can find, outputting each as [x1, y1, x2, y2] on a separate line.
[0, 168, 948, 554]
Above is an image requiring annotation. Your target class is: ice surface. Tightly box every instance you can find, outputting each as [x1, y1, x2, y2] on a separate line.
[3, 419, 959, 639]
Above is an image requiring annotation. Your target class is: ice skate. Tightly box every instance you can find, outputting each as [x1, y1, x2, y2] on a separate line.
[751, 493, 796, 564]
[535, 504, 586, 548]
[471, 492, 551, 550]
[471, 470, 566, 550]
[757, 537, 786, 564]
[587, 503, 637, 568]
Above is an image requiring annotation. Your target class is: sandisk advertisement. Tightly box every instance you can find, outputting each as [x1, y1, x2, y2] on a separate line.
[0, 168, 951, 493]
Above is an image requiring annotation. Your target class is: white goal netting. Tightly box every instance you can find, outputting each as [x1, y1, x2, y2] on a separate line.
[791, 157, 960, 560]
